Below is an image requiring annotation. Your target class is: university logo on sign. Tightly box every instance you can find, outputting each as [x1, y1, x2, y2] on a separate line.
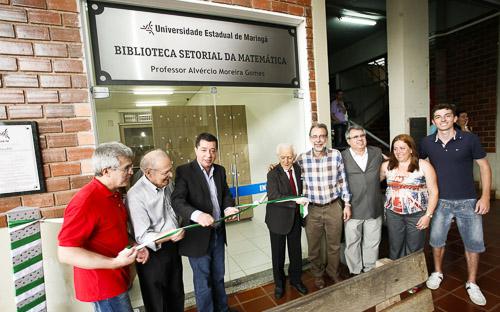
[140, 21, 154, 35]
[0, 129, 10, 143]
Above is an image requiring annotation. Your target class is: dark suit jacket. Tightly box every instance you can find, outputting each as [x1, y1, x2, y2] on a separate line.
[265, 163, 303, 235]
[171, 160, 235, 257]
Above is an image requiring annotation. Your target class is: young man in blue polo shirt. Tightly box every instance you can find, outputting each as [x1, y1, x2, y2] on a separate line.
[420, 103, 492, 306]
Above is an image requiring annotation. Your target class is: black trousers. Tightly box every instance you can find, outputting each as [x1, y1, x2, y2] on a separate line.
[136, 242, 184, 312]
[269, 212, 303, 288]
[332, 122, 348, 148]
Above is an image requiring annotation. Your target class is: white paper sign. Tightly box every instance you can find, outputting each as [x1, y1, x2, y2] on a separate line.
[0, 123, 44, 196]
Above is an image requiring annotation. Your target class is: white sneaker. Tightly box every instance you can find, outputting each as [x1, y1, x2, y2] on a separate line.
[466, 282, 487, 306]
[426, 272, 443, 290]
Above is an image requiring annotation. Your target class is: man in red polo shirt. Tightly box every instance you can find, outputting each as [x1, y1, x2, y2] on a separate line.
[58, 142, 149, 311]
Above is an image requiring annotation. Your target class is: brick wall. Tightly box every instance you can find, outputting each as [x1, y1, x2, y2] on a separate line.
[0, 0, 315, 226]
[0, 0, 94, 226]
[429, 16, 498, 153]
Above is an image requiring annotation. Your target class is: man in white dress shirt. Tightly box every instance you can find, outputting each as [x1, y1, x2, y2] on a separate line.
[341, 126, 385, 275]
[127, 149, 185, 312]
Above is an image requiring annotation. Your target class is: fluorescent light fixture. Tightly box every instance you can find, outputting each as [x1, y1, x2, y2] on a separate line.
[133, 90, 174, 95]
[339, 16, 377, 26]
[342, 10, 381, 20]
[368, 58, 385, 66]
[135, 101, 168, 107]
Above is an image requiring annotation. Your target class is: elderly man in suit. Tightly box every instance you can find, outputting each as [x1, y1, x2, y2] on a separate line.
[171, 132, 239, 312]
[266, 143, 309, 299]
[341, 126, 384, 275]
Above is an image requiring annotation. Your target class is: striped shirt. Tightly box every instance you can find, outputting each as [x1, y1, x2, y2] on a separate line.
[296, 148, 351, 204]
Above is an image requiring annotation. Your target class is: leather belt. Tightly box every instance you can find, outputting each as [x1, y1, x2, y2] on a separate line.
[310, 199, 338, 207]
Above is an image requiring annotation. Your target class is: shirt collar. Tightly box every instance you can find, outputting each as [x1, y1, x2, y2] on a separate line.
[349, 147, 367, 157]
[281, 165, 294, 174]
[198, 162, 214, 177]
[309, 147, 329, 158]
[434, 128, 461, 143]
[139, 174, 165, 193]
[92, 178, 120, 198]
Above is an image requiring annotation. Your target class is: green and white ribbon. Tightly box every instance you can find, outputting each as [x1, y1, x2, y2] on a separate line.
[6, 206, 47, 312]
[136, 195, 309, 250]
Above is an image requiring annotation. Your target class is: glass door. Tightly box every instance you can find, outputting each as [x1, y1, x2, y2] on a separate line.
[92, 85, 308, 284]
[212, 87, 307, 213]
[93, 85, 307, 206]
[92, 86, 217, 177]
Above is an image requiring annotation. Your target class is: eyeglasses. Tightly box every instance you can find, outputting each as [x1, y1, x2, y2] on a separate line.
[310, 135, 327, 140]
[112, 164, 134, 173]
[348, 134, 366, 140]
[433, 113, 454, 121]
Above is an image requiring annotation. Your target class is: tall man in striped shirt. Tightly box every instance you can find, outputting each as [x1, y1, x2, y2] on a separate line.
[296, 123, 352, 289]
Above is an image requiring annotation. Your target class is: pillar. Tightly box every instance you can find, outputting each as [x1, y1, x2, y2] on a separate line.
[312, 0, 332, 145]
[386, 0, 430, 139]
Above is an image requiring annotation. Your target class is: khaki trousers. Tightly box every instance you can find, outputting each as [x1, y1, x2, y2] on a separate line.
[344, 216, 382, 274]
[305, 199, 342, 278]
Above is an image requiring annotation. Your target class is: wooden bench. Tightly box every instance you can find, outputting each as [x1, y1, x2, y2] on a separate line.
[265, 251, 434, 312]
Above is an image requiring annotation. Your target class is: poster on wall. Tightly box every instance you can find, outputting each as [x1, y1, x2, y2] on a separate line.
[0, 121, 46, 198]
[87, 1, 300, 88]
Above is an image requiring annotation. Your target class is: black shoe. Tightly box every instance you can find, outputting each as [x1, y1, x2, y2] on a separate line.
[228, 308, 239, 312]
[291, 282, 308, 295]
[274, 286, 284, 299]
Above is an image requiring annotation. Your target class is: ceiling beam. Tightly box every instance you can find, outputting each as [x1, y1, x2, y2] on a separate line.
[459, 0, 500, 10]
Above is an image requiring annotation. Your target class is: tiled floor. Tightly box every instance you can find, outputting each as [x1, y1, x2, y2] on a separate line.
[181, 201, 309, 293]
[184, 200, 500, 312]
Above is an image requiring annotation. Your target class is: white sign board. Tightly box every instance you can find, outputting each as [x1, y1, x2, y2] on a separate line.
[0, 122, 45, 197]
[88, 2, 300, 87]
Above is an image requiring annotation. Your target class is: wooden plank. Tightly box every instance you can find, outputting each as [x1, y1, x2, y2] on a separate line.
[265, 251, 429, 312]
[375, 258, 400, 311]
[382, 289, 434, 312]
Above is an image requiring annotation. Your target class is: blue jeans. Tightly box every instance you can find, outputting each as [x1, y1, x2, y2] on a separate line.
[430, 199, 485, 253]
[188, 228, 228, 312]
[92, 291, 133, 312]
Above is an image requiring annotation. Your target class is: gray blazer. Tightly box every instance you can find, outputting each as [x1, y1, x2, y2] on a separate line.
[341, 146, 384, 220]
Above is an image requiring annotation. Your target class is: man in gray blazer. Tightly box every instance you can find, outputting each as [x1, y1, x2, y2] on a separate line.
[341, 126, 385, 275]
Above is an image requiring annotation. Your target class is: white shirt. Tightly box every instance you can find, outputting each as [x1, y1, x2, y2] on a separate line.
[127, 175, 179, 251]
[349, 147, 368, 172]
[190, 163, 231, 223]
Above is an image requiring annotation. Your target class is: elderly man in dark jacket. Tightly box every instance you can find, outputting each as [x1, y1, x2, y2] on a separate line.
[266, 143, 308, 299]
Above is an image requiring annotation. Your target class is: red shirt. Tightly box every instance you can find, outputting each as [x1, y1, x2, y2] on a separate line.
[58, 178, 130, 302]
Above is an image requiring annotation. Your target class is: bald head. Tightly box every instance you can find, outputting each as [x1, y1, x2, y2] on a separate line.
[141, 149, 173, 188]
[140, 149, 170, 172]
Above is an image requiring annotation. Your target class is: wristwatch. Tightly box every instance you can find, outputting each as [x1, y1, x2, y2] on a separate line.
[425, 212, 433, 218]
